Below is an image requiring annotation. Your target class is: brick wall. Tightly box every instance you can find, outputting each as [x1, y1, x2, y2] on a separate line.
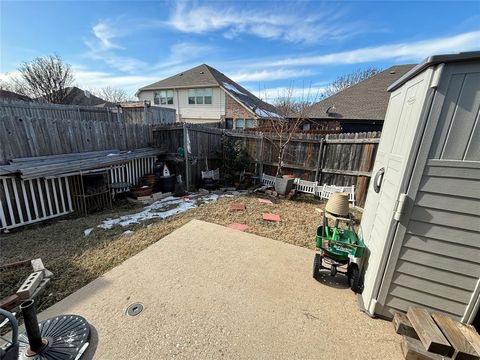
[225, 93, 254, 120]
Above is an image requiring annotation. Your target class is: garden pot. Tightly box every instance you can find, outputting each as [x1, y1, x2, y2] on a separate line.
[159, 175, 176, 193]
[274, 177, 294, 195]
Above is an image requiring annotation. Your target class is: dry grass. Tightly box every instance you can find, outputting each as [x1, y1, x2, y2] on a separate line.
[0, 193, 361, 313]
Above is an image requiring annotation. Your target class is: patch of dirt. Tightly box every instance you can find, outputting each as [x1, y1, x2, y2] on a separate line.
[0, 193, 361, 313]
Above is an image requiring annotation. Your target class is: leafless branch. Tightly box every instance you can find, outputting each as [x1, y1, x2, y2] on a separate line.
[17, 54, 74, 104]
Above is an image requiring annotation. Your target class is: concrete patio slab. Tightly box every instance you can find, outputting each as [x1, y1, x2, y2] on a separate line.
[33, 220, 402, 360]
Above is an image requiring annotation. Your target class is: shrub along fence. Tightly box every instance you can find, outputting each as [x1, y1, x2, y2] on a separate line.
[153, 125, 380, 207]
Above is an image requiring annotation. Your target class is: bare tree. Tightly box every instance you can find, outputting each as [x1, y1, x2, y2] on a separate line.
[91, 86, 130, 103]
[267, 87, 317, 177]
[17, 54, 74, 104]
[322, 67, 381, 98]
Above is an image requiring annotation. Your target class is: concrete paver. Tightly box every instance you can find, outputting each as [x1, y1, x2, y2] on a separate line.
[34, 220, 402, 360]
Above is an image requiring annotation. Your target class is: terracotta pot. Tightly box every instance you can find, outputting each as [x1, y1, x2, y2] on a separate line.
[130, 185, 153, 198]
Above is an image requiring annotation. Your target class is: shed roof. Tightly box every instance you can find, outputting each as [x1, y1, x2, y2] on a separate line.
[138, 64, 280, 119]
[388, 51, 480, 91]
[301, 65, 415, 121]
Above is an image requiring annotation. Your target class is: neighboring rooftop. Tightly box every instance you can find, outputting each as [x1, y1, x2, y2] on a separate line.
[138, 64, 280, 118]
[0, 89, 32, 102]
[61, 87, 113, 107]
[302, 65, 416, 121]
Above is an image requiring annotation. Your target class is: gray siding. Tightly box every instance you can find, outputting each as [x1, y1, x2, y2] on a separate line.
[382, 64, 480, 320]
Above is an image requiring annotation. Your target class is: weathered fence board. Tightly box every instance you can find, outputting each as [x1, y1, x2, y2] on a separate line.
[0, 101, 176, 125]
[0, 115, 158, 164]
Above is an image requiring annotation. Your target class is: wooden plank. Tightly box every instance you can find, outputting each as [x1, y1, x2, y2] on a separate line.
[401, 336, 451, 360]
[432, 313, 479, 360]
[393, 312, 420, 339]
[456, 323, 480, 358]
[407, 307, 452, 356]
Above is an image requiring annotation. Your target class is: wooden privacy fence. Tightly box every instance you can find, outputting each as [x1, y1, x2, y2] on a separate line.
[0, 101, 176, 124]
[153, 125, 380, 206]
[153, 124, 224, 189]
[0, 115, 157, 164]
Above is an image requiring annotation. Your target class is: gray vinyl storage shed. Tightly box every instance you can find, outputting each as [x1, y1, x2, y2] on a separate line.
[359, 52, 480, 327]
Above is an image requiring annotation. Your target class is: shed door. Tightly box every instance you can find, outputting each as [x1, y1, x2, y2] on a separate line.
[360, 69, 433, 314]
[375, 62, 480, 321]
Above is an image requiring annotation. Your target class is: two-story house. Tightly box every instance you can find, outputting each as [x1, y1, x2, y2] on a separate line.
[136, 64, 280, 129]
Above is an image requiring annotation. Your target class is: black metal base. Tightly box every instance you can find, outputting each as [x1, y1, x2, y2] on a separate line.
[18, 315, 90, 360]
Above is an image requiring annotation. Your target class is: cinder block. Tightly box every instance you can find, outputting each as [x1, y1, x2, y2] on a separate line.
[153, 192, 172, 201]
[31, 258, 45, 272]
[31, 278, 51, 299]
[16, 271, 44, 299]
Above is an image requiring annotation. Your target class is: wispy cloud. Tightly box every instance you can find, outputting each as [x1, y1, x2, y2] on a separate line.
[92, 20, 123, 50]
[228, 68, 316, 83]
[83, 19, 147, 73]
[253, 85, 327, 102]
[167, 1, 363, 44]
[261, 31, 480, 67]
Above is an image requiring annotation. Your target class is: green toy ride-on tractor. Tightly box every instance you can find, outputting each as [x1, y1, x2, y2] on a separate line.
[312, 211, 365, 293]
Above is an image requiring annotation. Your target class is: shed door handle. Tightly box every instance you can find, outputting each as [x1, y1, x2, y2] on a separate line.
[373, 167, 385, 193]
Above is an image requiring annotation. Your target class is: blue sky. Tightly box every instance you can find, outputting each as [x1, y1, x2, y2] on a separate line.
[1, 0, 479, 100]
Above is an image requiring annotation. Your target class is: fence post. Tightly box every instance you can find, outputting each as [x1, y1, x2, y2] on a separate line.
[258, 133, 264, 177]
[315, 138, 324, 182]
[183, 122, 190, 191]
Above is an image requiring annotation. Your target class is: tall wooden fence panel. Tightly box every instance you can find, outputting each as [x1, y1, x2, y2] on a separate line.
[0, 115, 155, 164]
[0, 101, 176, 125]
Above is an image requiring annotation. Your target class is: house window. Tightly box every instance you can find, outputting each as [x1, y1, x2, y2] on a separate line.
[154, 90, 173, 105]
[225, 118, 233, 129]
[245, 119, 254, 129]
[188, 88, 213, 104]
[235, 118, 244, 129]
[302, 123, 311, 131]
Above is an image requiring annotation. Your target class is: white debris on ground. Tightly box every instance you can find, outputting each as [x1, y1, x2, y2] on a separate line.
[84, 228, 93, 237]
[98, 193, 222, 230]
[122, 230, 135, 236]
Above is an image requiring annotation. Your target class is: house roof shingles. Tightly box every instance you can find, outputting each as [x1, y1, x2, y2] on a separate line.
[303, 65, 416, 121]
[138, 64, 280, 118]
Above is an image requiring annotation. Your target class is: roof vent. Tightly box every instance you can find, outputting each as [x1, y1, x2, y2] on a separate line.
[390, 71, 396, 74]
[200, 71, 204, 74]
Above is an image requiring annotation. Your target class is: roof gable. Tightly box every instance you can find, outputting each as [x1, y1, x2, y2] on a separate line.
[303, 65, 416, 121]
[138, 64, 280, 119]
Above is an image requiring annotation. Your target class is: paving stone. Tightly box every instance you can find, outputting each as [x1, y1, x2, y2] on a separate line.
[258, 198, 273, 204]
[263, 213, 281, 222]
[227, 223, 249, 232]
[229, 203, 246, 211]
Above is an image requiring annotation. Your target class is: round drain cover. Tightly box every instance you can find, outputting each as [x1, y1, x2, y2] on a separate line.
[126, 303, 144, 316]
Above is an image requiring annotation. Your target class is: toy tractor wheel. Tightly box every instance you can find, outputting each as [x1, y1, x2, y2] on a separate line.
[330, 264, 337, 277]
[348, 263, 361, 293]
[313, 253, 321, 279]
